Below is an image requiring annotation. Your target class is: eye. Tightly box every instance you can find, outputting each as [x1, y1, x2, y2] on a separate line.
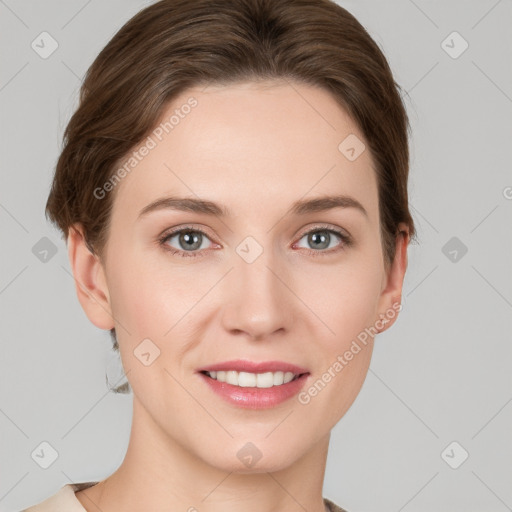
[294, 226, 352, 256]
[158, 227, 214, 258]
[158, 224, 352, 258]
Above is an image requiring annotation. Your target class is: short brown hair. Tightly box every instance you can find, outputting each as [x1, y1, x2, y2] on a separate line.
[46, 0, 417, 391]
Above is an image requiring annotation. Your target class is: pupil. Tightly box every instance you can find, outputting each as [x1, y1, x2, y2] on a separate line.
[181, 231, 201, 250]
[310, 231, 329, 249]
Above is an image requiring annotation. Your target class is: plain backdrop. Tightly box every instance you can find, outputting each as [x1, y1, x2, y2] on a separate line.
[1, 1, 511, 511]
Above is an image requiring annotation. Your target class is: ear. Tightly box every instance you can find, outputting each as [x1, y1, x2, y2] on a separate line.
[67, 224, 115, 330]
[375, 222, 410, 333]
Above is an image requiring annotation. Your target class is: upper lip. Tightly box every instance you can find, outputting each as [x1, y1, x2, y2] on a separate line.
[197, 359, 309, 375]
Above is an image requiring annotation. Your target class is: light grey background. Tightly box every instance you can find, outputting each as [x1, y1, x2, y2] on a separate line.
[1, 1, 511, 511]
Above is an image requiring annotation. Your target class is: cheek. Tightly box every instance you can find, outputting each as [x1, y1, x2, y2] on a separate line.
[298, 253, 383, 420]
[106, 249, 191, 335]
[297, 255, 383, 347]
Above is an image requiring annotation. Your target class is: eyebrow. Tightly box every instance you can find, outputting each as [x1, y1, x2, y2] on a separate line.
[137, 194, 368, 219]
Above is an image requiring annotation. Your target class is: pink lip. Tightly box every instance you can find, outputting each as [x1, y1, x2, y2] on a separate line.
[197, 359, 308, 374]
[197, 360, 310, 410]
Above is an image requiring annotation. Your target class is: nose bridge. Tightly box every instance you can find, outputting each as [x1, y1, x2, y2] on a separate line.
[221, 236, 294, 338]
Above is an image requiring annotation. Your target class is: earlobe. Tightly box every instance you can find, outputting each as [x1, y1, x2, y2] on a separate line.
[67, 224, 115, 330]
[375, 223, 410, 333]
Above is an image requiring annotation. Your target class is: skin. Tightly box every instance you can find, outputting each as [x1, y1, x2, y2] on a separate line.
[70, 80, 409, 512]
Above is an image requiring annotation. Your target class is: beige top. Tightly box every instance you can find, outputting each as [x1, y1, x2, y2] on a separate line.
[22, 481, 348, 512]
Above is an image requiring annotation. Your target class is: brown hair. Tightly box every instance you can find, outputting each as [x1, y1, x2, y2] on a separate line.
[46, 0, 416, 391]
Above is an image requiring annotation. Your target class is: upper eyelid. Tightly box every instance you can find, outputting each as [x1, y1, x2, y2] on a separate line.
[296, 223, 348, 237]
[160, 224, 217, 243]
[162, 222, 346, 235]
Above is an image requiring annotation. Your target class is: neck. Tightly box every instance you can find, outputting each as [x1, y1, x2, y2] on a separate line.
[76, 395, 330, 512]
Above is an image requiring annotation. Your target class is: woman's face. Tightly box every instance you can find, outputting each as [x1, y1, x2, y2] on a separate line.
[78, 80, 407, 473]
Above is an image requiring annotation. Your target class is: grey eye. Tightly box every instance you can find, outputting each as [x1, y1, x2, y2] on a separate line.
[164, 230, 212, 252]
[296, 230, 343, 251]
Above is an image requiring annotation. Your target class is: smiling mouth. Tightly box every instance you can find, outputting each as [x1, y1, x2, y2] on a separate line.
[200, 370, 307, 388]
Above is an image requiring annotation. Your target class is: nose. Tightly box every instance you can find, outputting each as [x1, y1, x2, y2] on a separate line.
[220, 244, 296, 341]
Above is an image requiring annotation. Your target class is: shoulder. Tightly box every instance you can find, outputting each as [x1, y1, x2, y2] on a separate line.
[21, 482, 98, 512]
[324, 497, 349, 512]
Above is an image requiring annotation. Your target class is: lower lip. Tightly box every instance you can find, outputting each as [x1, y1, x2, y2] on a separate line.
[199, 372, 309, 409]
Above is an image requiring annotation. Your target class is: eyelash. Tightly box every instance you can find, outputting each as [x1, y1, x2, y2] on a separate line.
[157, 224, 353, 258]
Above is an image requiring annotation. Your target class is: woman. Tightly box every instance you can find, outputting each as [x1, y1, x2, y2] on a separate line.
[24, 0, 415, 510]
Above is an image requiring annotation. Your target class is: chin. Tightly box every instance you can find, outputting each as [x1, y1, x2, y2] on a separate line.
[197, 435, 309, 474]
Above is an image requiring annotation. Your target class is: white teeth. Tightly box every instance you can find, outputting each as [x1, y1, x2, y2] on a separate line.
[226, 370, 238, 386]
[238, 372, 256, 387]
[283, 371, 295, 384]
[206, 370, 301, 388]
[273, 371, 284, 385]
[256, 372, 274, 388]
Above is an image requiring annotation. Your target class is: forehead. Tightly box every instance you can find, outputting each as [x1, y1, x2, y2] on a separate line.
[112, 80, 379, 224]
